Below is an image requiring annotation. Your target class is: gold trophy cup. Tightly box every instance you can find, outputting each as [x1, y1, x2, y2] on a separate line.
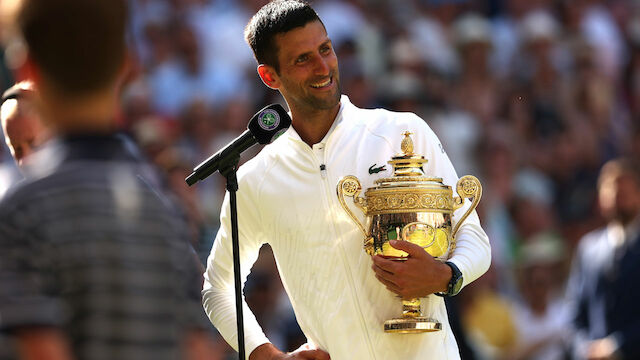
[336, 132, 482, 333]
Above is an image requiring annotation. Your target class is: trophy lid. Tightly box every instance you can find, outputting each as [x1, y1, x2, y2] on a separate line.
[373, 132, 444, 188]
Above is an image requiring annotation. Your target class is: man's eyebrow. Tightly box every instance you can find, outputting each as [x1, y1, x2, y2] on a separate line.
[288, 37, 333, 62]
[294, 50, 312, 59]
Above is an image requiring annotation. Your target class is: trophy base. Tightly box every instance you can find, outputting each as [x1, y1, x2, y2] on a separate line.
[384, 317, 442, 333]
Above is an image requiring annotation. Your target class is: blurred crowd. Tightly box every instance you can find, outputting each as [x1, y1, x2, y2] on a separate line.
[1, 0, 640, 359]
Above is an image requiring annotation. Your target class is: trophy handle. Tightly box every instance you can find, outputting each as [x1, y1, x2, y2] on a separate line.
[337, 175, 368, 239]
[451, 175, 482, 242]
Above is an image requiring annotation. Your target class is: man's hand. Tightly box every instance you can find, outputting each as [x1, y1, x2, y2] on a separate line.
[371, 240, 452, 299]
[250, 343, 330, 360]
[287, 343, 331, 360]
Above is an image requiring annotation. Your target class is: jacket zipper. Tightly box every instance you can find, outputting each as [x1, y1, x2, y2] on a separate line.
[311, 142, 377, 360]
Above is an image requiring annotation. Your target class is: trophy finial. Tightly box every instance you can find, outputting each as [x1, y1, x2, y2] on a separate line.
[389, 131, 427, 176]
[401, 131, 414, 155]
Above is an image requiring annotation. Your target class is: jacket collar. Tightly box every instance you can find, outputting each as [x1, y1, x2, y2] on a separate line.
[22, 133, 142, 180]
[284, 95, 351, 146]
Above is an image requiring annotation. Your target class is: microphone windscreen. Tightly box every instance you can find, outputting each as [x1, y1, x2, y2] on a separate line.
[247, 104, 292, 145]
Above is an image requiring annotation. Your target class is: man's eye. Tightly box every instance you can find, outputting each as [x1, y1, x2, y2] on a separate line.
[320, 46, 331, 54]
[295, 55, 308, 64]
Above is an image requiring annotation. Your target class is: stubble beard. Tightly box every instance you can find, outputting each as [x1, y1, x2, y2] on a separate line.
[304, 77, 341, 110]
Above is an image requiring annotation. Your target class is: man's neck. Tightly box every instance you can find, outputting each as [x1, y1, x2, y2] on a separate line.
[40, 88, 119, 135]
[290, 101, 341, 146]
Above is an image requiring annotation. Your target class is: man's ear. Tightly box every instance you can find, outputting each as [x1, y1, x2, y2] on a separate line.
[257, 64, 280, 90]
[20, 56, 40, 86]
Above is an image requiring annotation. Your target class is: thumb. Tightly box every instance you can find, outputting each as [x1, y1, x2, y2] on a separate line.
[389, 239, 427, 258]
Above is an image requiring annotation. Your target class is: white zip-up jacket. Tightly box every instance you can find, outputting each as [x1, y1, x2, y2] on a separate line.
[203, 96, 491, 360]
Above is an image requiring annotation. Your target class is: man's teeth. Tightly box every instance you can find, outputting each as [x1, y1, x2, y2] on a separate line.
[311, 78, 331, 88]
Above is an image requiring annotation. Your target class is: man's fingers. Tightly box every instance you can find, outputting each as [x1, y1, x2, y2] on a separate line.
[374, 273, 401, 294]
[371, 262, 398, 284]
[371, 261, 404, 294]
[295, 349, 330, 359]
[388, 239, 427, 258]
[371, 255, 399, 274]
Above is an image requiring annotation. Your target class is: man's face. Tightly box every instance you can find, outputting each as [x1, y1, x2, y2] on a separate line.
[1, 99, 48, 168]
[599, 172, 640, 225]
[270, 20, 341, 113]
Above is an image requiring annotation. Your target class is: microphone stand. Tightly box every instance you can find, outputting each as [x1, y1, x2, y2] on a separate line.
[218, 152, 246, 360]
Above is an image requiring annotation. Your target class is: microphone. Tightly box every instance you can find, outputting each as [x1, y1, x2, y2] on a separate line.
[185, 103, 291, 186]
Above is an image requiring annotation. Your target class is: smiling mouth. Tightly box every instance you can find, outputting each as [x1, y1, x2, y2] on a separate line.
[310, 77, 332, 88]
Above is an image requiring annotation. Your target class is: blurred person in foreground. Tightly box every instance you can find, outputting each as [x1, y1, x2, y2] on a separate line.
[566, 158, 640, 360]
[0, 80, 49, 169]
[202, 1, 491, 359]
[0, 1, 216, 359]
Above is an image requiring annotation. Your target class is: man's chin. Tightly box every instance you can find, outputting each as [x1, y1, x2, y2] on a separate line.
[309, 90, 340, 110]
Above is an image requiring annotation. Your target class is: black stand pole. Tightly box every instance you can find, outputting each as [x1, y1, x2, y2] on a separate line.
[219, 155, 245, 360]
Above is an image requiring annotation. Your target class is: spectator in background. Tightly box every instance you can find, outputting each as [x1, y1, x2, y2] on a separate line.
[459, 265, 518, 360]
[0, 81, 49, 169]
[408, 0, 463, 77]
[0, 85, 25, 198]
[566, 158, 640, 360]
[451, 13, 499, 127]
[0, 1, 215, 359]
[148, 21, 244, 116]
[509, 233, 570, 360]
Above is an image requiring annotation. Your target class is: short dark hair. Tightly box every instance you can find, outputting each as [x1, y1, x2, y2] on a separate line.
[18, 0, 127, 96]
[244, 0, 323, 73]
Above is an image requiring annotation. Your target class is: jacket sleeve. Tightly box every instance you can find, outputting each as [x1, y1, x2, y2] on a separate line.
[415, 116, 491, 288]
[565, 240, 591, 359]
[202, 187, 270, 359]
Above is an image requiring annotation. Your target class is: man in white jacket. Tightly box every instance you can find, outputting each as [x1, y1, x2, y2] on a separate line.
[202, 1, 491, 359]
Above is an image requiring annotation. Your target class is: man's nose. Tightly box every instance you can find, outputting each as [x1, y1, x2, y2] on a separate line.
[312, 55, 330, 75]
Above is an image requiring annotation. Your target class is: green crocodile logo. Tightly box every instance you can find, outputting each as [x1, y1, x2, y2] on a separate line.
[368, 164, 386, 174]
